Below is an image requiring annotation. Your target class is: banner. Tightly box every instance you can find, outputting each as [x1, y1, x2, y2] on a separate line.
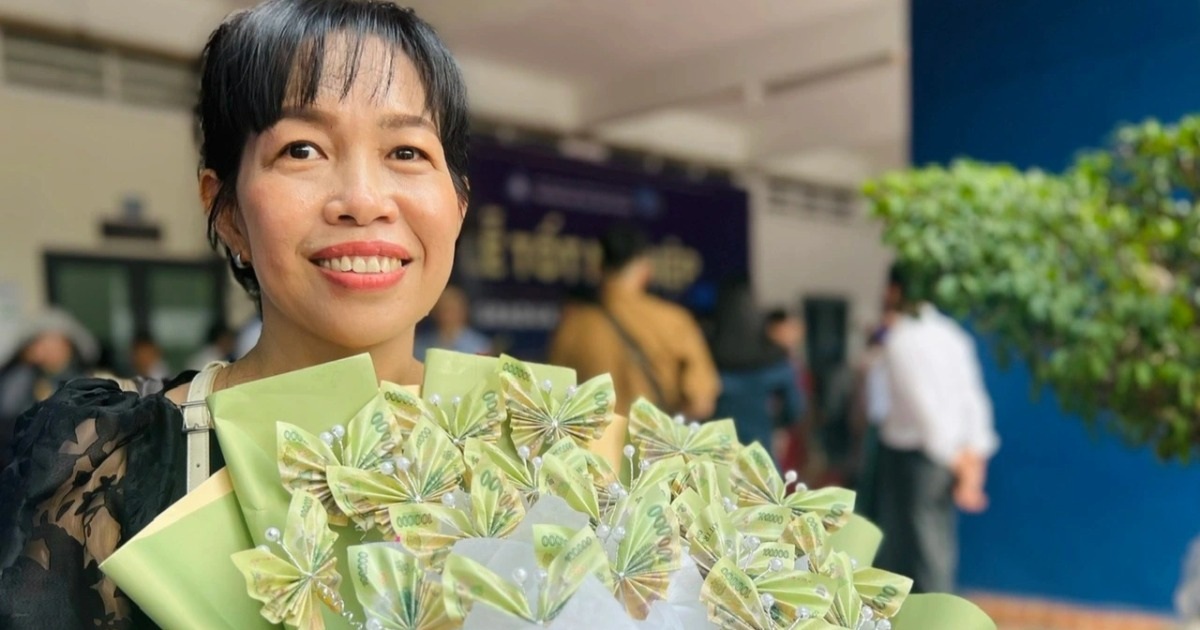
[450, 142, 749, 360]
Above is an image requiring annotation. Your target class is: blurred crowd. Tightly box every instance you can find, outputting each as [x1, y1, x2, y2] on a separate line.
[1, 225, 995, 594]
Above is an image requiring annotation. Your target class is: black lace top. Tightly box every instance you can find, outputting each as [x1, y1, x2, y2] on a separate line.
[0, 374, 223, 629]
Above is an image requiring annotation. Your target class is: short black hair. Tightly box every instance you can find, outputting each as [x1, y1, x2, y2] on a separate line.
[600, 223, 651, 272]
[764, 308, 791, 326]
[197, 0, 470, 300]
[887, 262, 910, 295]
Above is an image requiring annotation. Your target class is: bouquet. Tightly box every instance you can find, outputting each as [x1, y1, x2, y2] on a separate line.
[101, 350, 994, 629]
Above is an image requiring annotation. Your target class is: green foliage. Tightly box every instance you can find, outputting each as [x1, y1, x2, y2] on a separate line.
[863, 116, 1200, 461]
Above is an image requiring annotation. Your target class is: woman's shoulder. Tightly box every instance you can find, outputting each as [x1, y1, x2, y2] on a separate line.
[0, 374, 193, 627]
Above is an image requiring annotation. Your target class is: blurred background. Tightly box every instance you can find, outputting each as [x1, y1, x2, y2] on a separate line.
[0, 1, 1198, 628]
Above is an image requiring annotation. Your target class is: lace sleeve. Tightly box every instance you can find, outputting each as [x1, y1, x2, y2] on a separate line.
[0, 378, 188, 629]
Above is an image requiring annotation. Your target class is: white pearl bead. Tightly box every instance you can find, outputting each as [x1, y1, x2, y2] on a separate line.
[512, 568, 528, 583]
[517, 445, 532, 461]
[441, 493, 457, 508]
[622, 444, 636, 459]
[784, 470, 798, 484]
[264, 527, 281, 542]
[330, 424, 346, 439]
[396, 456, 412, 472]
[319, 432, 334, 445]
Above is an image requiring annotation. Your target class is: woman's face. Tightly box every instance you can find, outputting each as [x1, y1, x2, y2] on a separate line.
[210, 39, 464, 353]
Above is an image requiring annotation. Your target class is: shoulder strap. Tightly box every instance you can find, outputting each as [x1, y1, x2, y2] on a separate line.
[180, 362, 225, 494]
[598, 305, 669, 410]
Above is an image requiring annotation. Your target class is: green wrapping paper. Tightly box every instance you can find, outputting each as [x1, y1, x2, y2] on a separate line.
[99, 470, 273, 629]
[893, 593, 997, 630]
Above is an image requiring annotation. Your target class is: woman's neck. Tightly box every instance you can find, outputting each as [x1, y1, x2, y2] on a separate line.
[217, 310, 424, 392]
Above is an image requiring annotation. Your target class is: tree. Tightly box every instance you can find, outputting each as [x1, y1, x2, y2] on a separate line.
[863, 115, 1200, 460]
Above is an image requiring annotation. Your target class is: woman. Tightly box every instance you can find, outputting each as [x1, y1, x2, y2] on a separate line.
[709, 277, 806, 461]
[0, 2, 469, 627]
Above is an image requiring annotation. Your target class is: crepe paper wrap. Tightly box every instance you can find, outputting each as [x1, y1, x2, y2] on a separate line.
[444, 527, 609, 625]
[328, 418, 467, 534]
[347, 544, 454, 630]
[627, 398, 738, 464]
[499, 354, 615, 456]
[733, 442, 856, 532]
[232, 491, 343, 630]
[384, 366, 507, 449]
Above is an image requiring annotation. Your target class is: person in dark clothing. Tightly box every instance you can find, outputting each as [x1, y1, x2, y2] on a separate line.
[709, 278, 805, 459]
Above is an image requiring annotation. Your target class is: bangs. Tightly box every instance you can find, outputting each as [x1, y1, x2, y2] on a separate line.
[199, 0, 468, 177]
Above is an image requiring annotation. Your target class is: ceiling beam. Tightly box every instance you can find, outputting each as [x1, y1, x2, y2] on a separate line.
[576, 0, 904, 129]
[746, 62, 907, 161]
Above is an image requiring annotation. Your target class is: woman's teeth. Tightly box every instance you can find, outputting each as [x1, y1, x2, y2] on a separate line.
[316, 256, 404, 273]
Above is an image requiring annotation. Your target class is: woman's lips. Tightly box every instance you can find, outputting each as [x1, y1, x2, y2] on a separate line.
[310, 241, 412, 291]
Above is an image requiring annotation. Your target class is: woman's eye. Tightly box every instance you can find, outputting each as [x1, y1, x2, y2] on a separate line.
[284, 142, 319, 160]
[391, 147, 422, 161]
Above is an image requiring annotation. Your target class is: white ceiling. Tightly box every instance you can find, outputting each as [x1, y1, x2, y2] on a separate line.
[0, 0, 909, 184]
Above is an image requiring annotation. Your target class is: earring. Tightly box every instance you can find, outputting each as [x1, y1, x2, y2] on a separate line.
[233, 252, 250, 269]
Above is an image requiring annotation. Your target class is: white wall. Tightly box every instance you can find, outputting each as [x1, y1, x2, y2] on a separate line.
[0, 86, 256, 325]
[742, 173, 891, 359]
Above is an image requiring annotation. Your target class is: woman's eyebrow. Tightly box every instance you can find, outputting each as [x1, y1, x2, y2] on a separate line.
[277, 108, 434, 132]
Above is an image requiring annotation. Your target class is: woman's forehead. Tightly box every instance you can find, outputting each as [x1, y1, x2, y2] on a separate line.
[285, 36, 428, 113]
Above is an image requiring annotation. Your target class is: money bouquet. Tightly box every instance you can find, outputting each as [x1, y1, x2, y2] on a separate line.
[100, 350, 994, 630]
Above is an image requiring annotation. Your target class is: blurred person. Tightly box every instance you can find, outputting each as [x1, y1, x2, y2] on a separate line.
[0, 2, 475, 626]
[414, 284, 492, 359]
[549, 223, 719, 419]
[0, 309, 97, 469]
[765, 307, 813, 467]
[850, 320, 893, 521]
[710, 279, 805, 459]
[765, 307, 805, 358]
[874, 264, 999, 594]
[187, 322, 236, 370]
[129, 332, 168, 380]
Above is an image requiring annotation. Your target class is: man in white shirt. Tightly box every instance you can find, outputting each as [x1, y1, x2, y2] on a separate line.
[874, 266, 999, 593]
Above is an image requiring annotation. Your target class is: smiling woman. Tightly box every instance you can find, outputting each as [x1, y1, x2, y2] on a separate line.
[0, 2, 471, 628]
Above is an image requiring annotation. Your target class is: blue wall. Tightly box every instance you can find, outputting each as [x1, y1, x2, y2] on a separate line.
[912, 0, 1200, 613]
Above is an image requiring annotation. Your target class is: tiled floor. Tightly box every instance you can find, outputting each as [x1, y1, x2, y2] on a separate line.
[970, 593, 1177, 630]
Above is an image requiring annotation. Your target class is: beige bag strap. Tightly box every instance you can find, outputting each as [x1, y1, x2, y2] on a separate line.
[179, 363, 225, 494]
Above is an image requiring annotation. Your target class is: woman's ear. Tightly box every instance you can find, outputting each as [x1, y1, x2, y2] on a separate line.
[200, 169, 248, 255]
